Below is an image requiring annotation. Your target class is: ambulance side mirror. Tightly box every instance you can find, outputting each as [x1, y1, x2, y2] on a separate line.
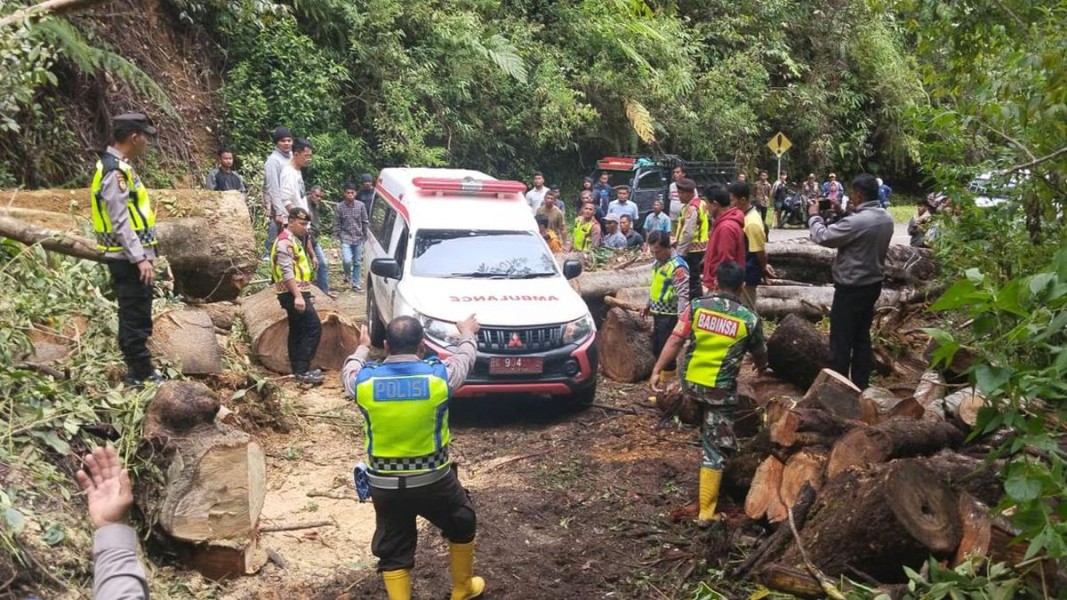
[562, 259, 582, 280]
[371, 258, 401, 280]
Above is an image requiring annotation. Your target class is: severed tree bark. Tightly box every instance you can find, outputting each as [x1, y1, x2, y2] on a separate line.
[597, 306, 655, 383]
[766, 314, 832, 390]
[241, 286, 358, 374]
[140, 381, 267, 578]
[0, 189, 257, 301]
[826, 418, 965, 479]
[953, 493, 993, 567]
[745, 455, 786, 521]
[917, 449, 1003, 507]
[780, 459, 961, 583]
[149, 308, 223, 375]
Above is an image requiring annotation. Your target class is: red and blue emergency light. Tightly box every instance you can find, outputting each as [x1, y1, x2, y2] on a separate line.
[412, 177, 527, 195]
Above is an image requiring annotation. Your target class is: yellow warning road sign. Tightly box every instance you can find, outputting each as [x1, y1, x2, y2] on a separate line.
[767, 132, 792, 157]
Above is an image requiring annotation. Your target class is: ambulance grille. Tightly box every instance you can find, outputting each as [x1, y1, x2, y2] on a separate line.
[477, 326, 563, 353]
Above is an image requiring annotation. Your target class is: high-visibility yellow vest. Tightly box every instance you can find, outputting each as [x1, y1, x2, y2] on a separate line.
[684, 296, 757, 390]
[649, 255, 688, 315]
[573, 218, 595, 251]
[90, 154, 157, 252]
[674, 198, 708, 253]
[270, 229, 312, 293]
[354, 360, 452, 475]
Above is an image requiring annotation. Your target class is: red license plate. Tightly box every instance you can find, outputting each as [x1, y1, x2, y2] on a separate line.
[489, 356, 544, 374]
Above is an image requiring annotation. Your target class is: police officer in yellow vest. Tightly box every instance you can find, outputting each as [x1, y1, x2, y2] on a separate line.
[270, 206, 324, 385]
[650, 261, 767, 527]
[90, 113, 161, 386]
[673, 178, 708, 300]
[641, 230, 690, 381]
[342, 315, 484, 600]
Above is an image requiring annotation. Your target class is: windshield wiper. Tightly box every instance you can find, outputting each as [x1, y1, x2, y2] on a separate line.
[445, 272, 508, 279]
[510, 272, 556, 279]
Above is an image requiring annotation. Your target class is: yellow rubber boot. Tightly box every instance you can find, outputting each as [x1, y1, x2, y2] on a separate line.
[696, 467, 723, 527]
[449, 541, 486, 600]
[382, 569, 411, 600]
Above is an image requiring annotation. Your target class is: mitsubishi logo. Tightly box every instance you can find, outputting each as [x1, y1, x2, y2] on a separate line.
[507, 333, 524, 348]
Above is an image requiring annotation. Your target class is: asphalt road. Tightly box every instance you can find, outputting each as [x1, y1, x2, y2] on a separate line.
[768, 221, 911, 245]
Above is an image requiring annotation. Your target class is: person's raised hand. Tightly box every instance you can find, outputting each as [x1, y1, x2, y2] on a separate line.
[456, 314, 480, 336]
[137, 260, 155, 285]
[807, 198, 821, 217]
[75, 446, 133, 531]
[359, 324, 371, 348]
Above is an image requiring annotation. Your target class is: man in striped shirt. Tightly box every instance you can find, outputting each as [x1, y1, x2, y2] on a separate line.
[335, 182, 371, 291]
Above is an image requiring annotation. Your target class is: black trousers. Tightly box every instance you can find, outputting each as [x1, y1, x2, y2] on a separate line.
[371, 468, 476, 571]
[829, 282, 882, 389]
[105, 260, 154, 378]
[277, 291, 322, 374]
[685, 251, 704, 300]
[652, 314, 678, 370]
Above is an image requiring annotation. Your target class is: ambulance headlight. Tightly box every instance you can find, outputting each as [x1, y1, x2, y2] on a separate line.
[561, 314, 595, 345]
[419, 315, 462, 347]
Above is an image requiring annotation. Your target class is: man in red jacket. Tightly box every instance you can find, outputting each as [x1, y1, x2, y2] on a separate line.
[702, 184, 746, 292]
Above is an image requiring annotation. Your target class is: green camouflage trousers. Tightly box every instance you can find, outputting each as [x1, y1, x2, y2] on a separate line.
[700, 406, 737, 471]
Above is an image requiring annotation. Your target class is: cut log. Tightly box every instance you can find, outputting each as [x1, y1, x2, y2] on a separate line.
[603, 286, 648, 312]
[886, 396, 925, 420]
[569, 261, 654, 301]
[755, 285, 927, 321]
[914, 370, 948, 421]
[757, 563, 823, 598]
[150, 309, 223, 375]
[653, 388, 701, 426]
[943, 387, 985, 428]
[597, 306, 655, 383]
[0, 189, 258, 301]
[826, 418, 965, 479]
[801, 368, 865, 421]
[766, 314, 832, 390]
[241, 285, 359, 374]
[953, 493, 992, 567]
[737, 369, 805, 407]
[781, 459, 961, 582]
[767, 240, 939, 286]
[859, 386, 901, 423]
[745, 455, 785, 521]
[769, 407, 857, 448]
[780, 449, 828, 507]
[735, 484, 818, 578]
[917, 450, 1003, 507]
[195, 301, 239, 331]
[140, 381, 267, 578]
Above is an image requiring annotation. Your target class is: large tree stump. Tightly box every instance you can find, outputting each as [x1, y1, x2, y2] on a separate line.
[0, 189, 258, 301]
[781, 459, 961, 582]
[766, 314, 832, 390]
[150, 308, 223, 375]
[241, 286, 359, 374]
[141, 382, 267, 578]
[827, 418, 965, 479]
[597, 306, 655, 382]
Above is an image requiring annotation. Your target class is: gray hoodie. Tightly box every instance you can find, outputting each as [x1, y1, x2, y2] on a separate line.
[808, 201, 894, 286]
[263, 148, 291, 216]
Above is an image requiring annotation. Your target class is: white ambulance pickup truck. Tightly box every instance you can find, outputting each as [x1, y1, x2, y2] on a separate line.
[363, 168, 599, 405]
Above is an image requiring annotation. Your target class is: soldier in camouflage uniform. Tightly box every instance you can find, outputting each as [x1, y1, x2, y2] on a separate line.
[650, 261, 768, 526]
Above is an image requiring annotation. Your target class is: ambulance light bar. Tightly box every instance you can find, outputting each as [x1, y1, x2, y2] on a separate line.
[412, 177, 526, 194]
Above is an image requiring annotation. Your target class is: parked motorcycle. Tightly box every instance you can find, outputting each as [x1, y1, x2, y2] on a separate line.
[777, 190, 808, 228]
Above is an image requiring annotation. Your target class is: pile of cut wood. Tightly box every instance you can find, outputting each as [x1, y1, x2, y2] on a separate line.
[731, 365, 1026, 595]
[578, 240, 939, 384]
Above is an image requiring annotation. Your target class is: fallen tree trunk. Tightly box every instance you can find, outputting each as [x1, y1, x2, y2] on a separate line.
[241, 286, 358, 374]
[766, 314, 831, 390]
[755, 285, 925, 321]
[827, 418, 965, 479]
[0, 189, 257, 301]
[769, 407, 856, 448]
[140, 382, 267, 578]
[603, 286, 648, 312]
[767, 240, 938, 286]
[917, 449, 1003, 507]
[569, 261, 654, 302]
[780, 459, 961, 583]
[598, 307, 655, 383]
[149, 308, 223, 375]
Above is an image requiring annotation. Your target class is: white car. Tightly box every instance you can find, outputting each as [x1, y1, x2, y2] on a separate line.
[363, 168, 599, 404]
[968, 170, 1028, 208]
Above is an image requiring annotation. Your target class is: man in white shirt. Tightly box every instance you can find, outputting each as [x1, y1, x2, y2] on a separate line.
[276, 139, 319, 276]
[525, 171, 547, 214]
[607, 186, 639, 223]
[262, 127, 293, 257]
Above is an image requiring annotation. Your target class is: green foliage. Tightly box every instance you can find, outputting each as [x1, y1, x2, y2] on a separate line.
[925, 248, 1067, 561]
[899, 559, 1026, 600]
[0, 4, 56, 133]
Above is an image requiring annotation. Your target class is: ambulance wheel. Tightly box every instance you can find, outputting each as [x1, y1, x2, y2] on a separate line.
[366, 283, 386, 348]
[570, 380, 597, 408]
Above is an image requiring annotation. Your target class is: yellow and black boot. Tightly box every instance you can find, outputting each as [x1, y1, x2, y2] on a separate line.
[382, 569, 411, 600]
[449, 541, 486, 600]
[696, 467, 723, 527]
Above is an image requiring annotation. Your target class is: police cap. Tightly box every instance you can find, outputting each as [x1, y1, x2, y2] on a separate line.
[288, 207, 311, 221]
[112, 113, 157, 135]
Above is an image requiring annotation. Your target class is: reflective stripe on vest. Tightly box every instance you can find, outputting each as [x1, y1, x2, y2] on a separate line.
[674, 199, 708, 253]
[685, 301, 750, 389]
[90, 155, 158, 252]
[649, 255, 687, 315]
[573, 218, 595, 251]
[270, 229, 312, 293]
[354, 360, 452, 475]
